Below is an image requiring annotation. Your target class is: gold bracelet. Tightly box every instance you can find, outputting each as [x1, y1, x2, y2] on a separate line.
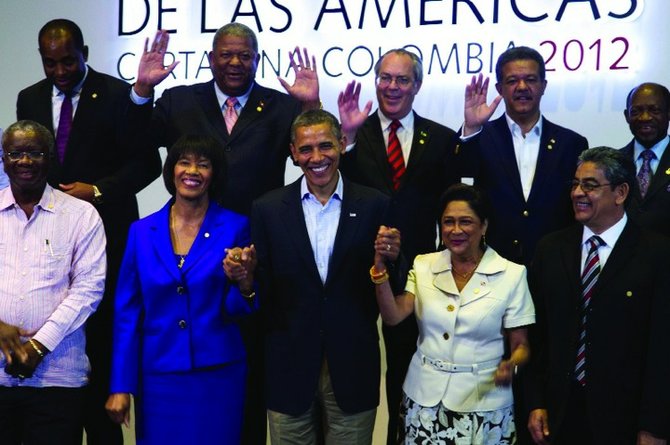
[369, 265, 387, 279]
[371, 273, 389, 285]
[28, 339, 45, 358]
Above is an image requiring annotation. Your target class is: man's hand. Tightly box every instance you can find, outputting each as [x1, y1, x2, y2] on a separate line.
[59, 182, 95, 202]
[637, 430, 667, 445]
[278, 47, 320, 109]
[374, 225, 401, 268]
[0, 321, 26, 364]
[463, 73, 502, 136]
[106, 393, 131, 427]
[134, 30, 179, 97]
[337, 80, 373, 144]
[528, 409, 550, 445]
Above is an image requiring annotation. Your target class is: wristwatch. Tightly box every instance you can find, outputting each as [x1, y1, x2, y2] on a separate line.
[92, 185, 103, 204]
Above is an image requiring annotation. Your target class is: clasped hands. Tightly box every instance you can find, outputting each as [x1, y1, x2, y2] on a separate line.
[0, 321, 44, 379]
[223, 245, 257, 296]
[373, 226, 401, 271]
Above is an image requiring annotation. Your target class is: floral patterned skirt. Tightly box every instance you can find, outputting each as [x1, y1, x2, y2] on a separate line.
[398, 393, 516, 445]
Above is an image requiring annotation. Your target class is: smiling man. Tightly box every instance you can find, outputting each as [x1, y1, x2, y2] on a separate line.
[336, 49, 457, 442]
[0, 120, 105, 445]
[251, 109, 403, 444]
[620, 82, 670, 237]
[527, 146, 670, 445]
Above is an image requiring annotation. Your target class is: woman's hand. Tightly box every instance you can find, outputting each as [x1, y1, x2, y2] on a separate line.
[223, 245, 257, 295]
[374, 225, 401, 269]
[493, 359, 516, 386]
[105, 393, 131, 427]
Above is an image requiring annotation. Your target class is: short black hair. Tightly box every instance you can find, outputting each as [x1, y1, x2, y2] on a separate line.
[495, 46, 546, 83]
[437, 183, 492, 226]
[39, 19, 85, 52]
[290, 109, 342, 143]
[162, 135, 227, 204]
[625, 82, 670, 112]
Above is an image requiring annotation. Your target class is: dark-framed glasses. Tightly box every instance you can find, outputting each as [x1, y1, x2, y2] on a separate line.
[5, 151, 46, 161]
[570, 179, 611, 193]
[376, 74, 414, 88]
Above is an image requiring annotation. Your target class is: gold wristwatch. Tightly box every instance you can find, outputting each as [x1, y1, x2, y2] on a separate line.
[92, 185, 103, 204]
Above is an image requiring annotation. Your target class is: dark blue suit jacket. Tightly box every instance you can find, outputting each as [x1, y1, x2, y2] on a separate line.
[620, 139, 670, 237]
[140, 80, 301, 215]
[527, 221, 670, 443]
[340, 111, 457, 262]
[110, 200, 255, 395]
[455, 114, 588, 265]
[251, 177, 389, 415]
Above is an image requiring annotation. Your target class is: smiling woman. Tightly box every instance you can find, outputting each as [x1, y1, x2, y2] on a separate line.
[107, 135, 257, 444]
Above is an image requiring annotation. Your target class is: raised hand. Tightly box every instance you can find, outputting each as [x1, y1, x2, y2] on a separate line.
[337, 80, 373, 144]
[278, 47, 320, 108]
[463, 73, 502, 136]
[134, 30, 180, 97]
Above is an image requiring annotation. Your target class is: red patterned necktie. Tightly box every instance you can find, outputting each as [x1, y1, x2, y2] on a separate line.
[637, 149, 655, 198]
[575, 235, 604, 386]
[224, 97, 239, 134]
[387, 119, 405, 190]
[55, 93, 73, 163]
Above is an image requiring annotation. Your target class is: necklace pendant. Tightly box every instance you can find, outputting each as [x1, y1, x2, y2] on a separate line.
[178, 256, 185, 269]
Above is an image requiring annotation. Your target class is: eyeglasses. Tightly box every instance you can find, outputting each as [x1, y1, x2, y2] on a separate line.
[376, 74, 414, 88]
[6, 151, 46, 161]
[570, 179, 611, 193]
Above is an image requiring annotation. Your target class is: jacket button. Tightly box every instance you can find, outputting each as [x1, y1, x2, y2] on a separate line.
[522, 210, 529, 217]
[512, 239, 519, 245]
[177, 286, 185, 294]
[447, 305, 455, 312]
[178, 320, 187, 329]
[443, 332, 450, 340]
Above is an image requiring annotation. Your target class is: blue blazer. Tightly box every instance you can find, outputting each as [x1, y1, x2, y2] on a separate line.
[110, 200, 255, 395]
[455, 115, 588, 265]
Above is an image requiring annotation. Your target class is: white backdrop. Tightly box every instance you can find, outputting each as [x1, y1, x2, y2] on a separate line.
[0, 0, 666, 217]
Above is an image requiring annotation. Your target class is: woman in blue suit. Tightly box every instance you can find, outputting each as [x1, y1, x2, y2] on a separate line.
[106, 135, 256, 444]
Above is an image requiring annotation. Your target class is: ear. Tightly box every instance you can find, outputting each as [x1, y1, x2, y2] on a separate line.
[495, 82, 502, 95]
[623, 108, 631, 124]
[289, 143, 299, 166]
[413, 80, 422, 95]
[615, 182, 630, 206]
[82, 45, 89, 62]
[482, 218, 489, 234]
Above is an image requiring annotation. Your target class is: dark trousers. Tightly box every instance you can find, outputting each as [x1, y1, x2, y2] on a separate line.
[239, 312, 267, 445]
[382, 315, 418, 445]
[0, 386, 85, 445]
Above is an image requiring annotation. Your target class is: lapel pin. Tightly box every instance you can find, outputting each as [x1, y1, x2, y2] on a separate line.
[256, 100, 265, 112]
[419, 139, 425, 144]
[665, 168, 670, 175]
[91, 93, 98, 99]
[204, 232, 210, 238]
[349, 213, 356, 217]
[420, 130, 428, 137]
[454, 144, 460, 154]
[626, 290, 633, 297]
[550, 138, 556, 143]
[547, 144, 553, 150]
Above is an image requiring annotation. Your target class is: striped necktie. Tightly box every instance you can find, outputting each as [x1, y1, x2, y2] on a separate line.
[387, 119, 405, 190]
[224, 97, 239, 134]
[575, 235, 604, 386]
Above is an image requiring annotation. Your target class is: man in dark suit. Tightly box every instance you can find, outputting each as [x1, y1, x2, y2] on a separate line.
[620, 82, 670, 237]
[336, 48, 456, 443]
[527, 147, 670, 445]
[133, 23, 320, 443]
[250, 110, 402, 443]
[16, 19, 161, 445]
[458, 46, 588, 266]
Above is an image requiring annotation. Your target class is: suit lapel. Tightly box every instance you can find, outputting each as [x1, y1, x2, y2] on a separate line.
[357, 113, 395, 191]
[326, 179, 362, 286]
[594, 222, 637, 293]
[643, 138, 670, 201]
[179, 203, 222, 275]
[280, 180, 323, 284]
[194, 80, 229, 143]
[402, 112, 430, 186]
[528, 118, 563, 203]
[229, 84, 271, 141]
[490, 116, 524, 197]
[66, 69, 103, 166]
[149, 202, 182, 282]
[559, 225, 584, 300]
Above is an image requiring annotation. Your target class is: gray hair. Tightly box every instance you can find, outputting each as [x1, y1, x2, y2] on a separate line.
[2, 120, 54, 154]
[374, 48, 423, 84]
[212, 22, 258, 53]
[578, 146, 635, 190]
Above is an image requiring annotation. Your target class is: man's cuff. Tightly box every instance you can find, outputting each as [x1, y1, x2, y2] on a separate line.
[130, 87, 152, 105]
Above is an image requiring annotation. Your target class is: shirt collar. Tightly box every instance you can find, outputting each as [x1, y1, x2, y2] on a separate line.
[214, 81, 253, 110]
[378, 109, 414, 132]
[0, 184, 57, 213]
[581, 213, 628, 248]
[633, 135, 669, 161]
[51, 65, 88, 97]
[300, 172, 344, 203]
[505, 113, 543, 137]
